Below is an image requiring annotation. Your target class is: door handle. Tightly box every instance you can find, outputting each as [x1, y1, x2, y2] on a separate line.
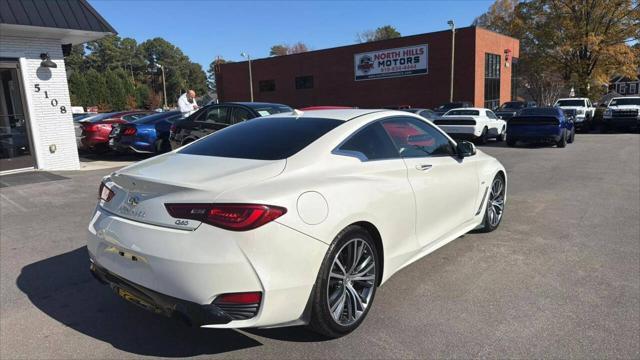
[416, 164, 433, 171]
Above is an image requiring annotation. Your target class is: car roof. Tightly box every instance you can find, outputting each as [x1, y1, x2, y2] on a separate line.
[556, 98, 588, 100]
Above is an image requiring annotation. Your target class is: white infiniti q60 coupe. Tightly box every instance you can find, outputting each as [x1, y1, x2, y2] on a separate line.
[88, 109, 507, 338]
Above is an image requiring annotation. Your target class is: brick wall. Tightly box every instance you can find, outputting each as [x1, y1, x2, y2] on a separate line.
[216, 27, 519, 110]
[0, 35, 80, 171]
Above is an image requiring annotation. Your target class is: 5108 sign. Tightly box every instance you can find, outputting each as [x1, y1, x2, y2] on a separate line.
[34, 83, 67, 114]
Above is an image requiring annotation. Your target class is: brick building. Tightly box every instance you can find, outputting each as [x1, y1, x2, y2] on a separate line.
[216, 26, 520, 110]
[0, 0, 115, 172]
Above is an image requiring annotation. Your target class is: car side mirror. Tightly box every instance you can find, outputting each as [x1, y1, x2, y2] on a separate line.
[456, 140, 476, 158]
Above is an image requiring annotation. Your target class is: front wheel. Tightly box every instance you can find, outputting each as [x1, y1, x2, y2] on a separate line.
[497, 127, 506, 142]
[309, 225, 379, 338]
[567, 128, 576, 143]
[478, 174, 506, 232]
[556, 131, 567, 148]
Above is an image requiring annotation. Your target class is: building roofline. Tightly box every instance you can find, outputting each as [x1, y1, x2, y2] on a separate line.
[220, 25, 517, 67]
[80, 0, 117, 34]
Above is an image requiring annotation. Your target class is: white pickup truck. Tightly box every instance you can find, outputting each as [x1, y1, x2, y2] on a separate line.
[602, 96, 640, 132]
[553, 98, 596, 131]
[433, 107, 506, 144]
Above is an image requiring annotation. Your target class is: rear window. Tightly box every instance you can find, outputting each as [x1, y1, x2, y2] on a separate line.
[87, 112, 117, 122]
[445, 109, 479, 116]
[179, 117, 343, 160]
[519, 108, 559, 116]
[500, 102, 525, 110]
[555, 99, 585, 107]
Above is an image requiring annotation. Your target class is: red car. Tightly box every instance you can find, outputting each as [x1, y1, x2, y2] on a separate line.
[80, 111, 153, 152]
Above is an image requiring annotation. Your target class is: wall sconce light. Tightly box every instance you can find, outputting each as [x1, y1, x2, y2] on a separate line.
[40, 53, 57, 68]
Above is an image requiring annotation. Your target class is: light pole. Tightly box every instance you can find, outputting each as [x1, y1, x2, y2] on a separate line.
[447, 20, 456, 103]
[241, 52, 254, 102]
[148, 58, 167, 109]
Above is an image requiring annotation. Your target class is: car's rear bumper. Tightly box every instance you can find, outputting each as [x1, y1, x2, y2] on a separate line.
[87, 206, 328, 328]
[90, 260, 235, 326]
[603, 117, 640, 128]
[438, 125, 481, 138]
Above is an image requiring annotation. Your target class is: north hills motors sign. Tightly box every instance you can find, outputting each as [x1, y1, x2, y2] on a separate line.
[354, 44, 428, 81]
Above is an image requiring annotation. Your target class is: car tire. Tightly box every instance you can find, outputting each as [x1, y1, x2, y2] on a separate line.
[309, 225, 379, 338]
[497, 127, 506, 142]
[556, 131, 567, 148]
[567, 128, 575, 144]
[507, 138, 517, 147]
[155, 139, 172, 154]
[477, 127, 488, 145]
[478, 173, 506, 233]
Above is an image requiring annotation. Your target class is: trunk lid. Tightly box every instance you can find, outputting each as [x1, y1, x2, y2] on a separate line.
[101, 153, 286, 230]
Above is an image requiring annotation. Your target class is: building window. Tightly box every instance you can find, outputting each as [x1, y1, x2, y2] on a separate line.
[484, 53, 501, 109]
[629, 83, 637, 94]
[259, 80, 275, 92]
[619, 83, 626, 94]
[511, 57, 519, 101]
[295, 76, 314, 89]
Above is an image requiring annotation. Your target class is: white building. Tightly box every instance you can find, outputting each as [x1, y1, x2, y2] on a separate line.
[0, 0, 115, 173]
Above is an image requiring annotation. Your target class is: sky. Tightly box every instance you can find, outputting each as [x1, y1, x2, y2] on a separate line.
[89, 0, 494, 70]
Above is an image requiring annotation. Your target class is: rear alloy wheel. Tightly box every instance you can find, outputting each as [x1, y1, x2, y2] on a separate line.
[479, 174, 505, 232]
[477, 127, 488, 145]
[309, 226, 378, 338]
[497, 127, 506, 142]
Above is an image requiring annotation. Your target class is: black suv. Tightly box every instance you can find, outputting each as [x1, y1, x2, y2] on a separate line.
[495, 101, 537, 120]
[170, 102, 292, 149]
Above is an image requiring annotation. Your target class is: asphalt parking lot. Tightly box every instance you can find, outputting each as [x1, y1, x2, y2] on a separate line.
[1, 133, 638, 359]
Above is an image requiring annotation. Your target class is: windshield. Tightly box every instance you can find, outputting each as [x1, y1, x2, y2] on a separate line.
[445, 109, 479, 116]
[609, 98, 640, 106]
[555, 99, 585, 107]
[439, 103, 464, 110]
[499, 102, 524, 110]
[520, 108, 559, 116]
[179, 117, 343, 160]
[134, 112, 181, 124]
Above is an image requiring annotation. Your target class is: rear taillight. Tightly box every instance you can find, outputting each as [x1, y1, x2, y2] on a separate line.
[98, 182, 115, 202]
[123, 127, 137, 136]
[84, 124, 99, 132]
[213, 292, 262, 320]
[165, 203, 286, 231]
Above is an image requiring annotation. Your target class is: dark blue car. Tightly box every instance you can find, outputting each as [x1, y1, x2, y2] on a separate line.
[109, 111, 183, 154]
[506, 107, 575, 148]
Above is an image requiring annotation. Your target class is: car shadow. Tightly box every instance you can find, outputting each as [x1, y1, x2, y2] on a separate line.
[16, 247, 263, 357]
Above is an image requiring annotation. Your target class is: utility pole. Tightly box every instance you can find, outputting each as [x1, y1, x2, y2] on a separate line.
[241, 52, 254, 102]
[448, 20, 456, 103]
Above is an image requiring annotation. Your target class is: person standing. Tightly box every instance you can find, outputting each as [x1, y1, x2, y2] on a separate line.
[178, 90, 199, 118]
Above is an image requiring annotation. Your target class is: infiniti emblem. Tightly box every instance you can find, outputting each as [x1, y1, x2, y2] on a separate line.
[127, 196, 140, 206]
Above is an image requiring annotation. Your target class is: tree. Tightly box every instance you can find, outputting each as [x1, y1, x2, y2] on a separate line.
[270, 44, 289, 56]
[475, 0, 639, 99]
[105, 69, 126, 111]
[207, 57, 229, 92]
[68, 71, 89, 107]
[269, 42, 310, 56]
[356, 25, 401, 43]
